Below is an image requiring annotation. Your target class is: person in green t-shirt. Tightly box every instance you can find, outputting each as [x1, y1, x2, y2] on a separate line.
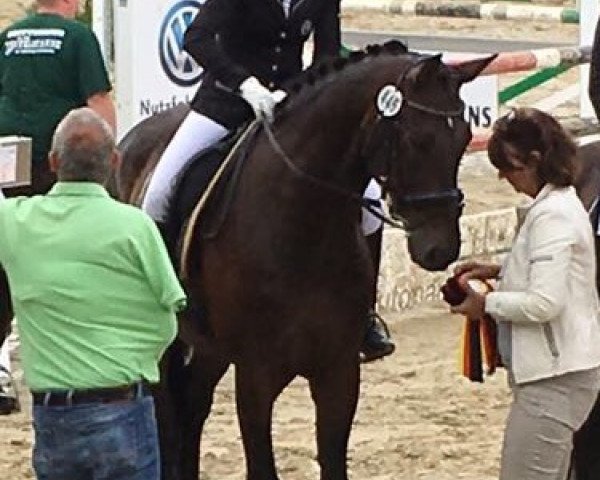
[0, 107, 185, 480]
[0, 0, 116, 196]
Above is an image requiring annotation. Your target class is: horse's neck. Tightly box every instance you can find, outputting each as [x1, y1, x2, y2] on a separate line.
[232, 90, 372, 244]
[271, 79, 375, 188]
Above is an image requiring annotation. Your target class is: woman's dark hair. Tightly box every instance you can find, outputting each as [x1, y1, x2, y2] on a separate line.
[487, 107, 577, 187]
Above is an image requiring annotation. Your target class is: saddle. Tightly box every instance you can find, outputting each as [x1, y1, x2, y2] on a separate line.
[164, 121, 261, 276]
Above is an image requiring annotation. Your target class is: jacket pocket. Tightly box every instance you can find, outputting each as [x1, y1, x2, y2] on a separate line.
[542, 323, 560, 358]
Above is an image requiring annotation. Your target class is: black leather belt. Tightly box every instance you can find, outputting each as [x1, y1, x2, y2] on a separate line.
[32, 382, 151, 407]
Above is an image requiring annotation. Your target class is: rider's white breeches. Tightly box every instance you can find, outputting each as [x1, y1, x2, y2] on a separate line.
[142, 111, 384, 235]
[142, 110, 229, 222]
[362, 179, 383, 236]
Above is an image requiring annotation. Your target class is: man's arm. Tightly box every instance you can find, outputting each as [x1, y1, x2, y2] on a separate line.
[87, 92, 116, 133]
[183, 0, 249, 91]
[136, 215, 187, 312]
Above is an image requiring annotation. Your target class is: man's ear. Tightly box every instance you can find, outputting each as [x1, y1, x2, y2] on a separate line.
[48, 151, 60, 174]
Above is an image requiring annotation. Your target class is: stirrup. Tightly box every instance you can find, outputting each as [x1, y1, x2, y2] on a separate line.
[367, 310, 391, 338]
[360, 310, 395, 363]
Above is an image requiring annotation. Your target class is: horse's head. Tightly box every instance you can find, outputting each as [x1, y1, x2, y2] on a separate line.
[362, 50, 496, 271]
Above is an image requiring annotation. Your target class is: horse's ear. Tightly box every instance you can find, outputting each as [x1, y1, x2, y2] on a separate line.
[451, 54, 497, 84]
[404, 54, 444, 85]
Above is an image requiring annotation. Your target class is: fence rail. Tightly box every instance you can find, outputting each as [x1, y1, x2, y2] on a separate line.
[454, 45, 592, 151]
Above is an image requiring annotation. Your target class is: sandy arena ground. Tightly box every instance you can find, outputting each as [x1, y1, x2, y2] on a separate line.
[0, 3, 595, 479]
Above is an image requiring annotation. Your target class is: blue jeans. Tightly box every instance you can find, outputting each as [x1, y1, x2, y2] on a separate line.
[32, 394, 160, 480]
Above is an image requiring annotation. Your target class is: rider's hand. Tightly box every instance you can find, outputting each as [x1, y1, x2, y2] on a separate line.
[239, 77, 286, 122]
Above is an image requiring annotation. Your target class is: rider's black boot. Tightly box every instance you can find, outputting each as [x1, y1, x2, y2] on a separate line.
[360, 226, 395, 363]
[361, 310, 395, 363]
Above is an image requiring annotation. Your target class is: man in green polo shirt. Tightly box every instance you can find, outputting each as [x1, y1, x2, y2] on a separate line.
[0, 108, 185, 480]
[0, 0, 116, 195]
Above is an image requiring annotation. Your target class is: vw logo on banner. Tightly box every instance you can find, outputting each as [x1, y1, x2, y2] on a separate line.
[159, 0, 204, 87]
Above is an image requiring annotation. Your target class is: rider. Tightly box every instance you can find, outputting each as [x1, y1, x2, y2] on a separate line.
[141, 0, 394, 362]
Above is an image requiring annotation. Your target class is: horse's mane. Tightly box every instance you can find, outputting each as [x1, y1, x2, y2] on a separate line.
[278, 40, 411, 111]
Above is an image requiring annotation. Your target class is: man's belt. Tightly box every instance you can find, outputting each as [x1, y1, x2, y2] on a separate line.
[31, 381, 151, 407]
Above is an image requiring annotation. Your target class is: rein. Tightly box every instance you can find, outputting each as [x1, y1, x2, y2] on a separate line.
[261, 119, 402, 228]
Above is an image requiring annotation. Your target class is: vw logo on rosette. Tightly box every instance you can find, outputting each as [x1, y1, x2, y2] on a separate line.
[159, 0, 204, 87]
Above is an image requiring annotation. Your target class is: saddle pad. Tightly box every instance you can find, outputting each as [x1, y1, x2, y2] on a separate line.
[180, 121, 260, 279]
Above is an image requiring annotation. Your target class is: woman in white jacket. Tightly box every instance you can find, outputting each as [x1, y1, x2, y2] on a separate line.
[452, 107, 600, 480]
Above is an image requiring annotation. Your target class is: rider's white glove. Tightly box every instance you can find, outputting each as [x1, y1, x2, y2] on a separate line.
[239, 76, 287, 122]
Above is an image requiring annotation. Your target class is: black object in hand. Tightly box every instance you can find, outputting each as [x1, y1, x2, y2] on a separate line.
[440, 276, 467, 306]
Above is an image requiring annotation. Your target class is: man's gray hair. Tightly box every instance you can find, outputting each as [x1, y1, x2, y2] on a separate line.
[51, 108, 115, 183]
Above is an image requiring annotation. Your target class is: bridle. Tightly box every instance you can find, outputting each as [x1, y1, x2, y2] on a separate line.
[262, 58, 468, 228]
[363, 63, 466, 213]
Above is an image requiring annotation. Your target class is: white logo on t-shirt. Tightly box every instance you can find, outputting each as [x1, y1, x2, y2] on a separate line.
[4, 28, 65, 56]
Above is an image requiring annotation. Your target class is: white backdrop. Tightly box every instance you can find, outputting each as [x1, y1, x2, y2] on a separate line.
[94, 0, 205, 139]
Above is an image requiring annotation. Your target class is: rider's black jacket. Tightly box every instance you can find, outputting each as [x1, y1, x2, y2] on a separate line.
[183, 0, 341, 128]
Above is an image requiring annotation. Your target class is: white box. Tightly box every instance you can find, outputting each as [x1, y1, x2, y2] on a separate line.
[0, 136, 32, 188]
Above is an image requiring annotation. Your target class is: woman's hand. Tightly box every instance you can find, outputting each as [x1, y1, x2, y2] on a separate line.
[450, 285, 487, 319]
[453, 262, 500, 289]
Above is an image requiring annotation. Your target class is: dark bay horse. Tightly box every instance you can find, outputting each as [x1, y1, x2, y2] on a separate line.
[571, 135, 600, 480]
[117, 43, 496, 479]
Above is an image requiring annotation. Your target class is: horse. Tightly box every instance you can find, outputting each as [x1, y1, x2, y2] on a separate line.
[570, 135, 600, 480]
[85, 42, 498, 479]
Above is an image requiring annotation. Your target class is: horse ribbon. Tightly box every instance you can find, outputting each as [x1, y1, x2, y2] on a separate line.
[441, 276, 502, 383]
[461, 314, 502, 383]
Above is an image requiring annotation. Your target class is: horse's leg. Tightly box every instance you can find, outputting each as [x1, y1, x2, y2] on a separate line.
[308, 359, 360, 480]
[571, 235, 600, 480]
[235, 363, 293, 480]
[154, 341, 187, 480]
[573, 393, 600, 480]
[178, 350, 229, 480]
[154, 339, 229, 480]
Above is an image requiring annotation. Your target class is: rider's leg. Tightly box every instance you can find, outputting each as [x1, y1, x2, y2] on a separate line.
[142, 110, 229, 223]
[360, 179, 395, 363]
